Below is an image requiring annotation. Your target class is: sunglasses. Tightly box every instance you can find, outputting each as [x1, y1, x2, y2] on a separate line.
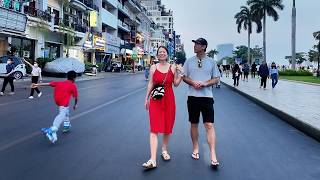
[198, 59, 202, 68]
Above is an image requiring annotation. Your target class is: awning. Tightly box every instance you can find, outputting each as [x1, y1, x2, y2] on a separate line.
[0, 30, 27, 38]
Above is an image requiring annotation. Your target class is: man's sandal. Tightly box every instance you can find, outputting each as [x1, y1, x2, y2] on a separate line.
[161, 151, 171, 161]
[142, 159, 157, 169]
[211, 160, 220, 168]
[191, 152, 200, 160]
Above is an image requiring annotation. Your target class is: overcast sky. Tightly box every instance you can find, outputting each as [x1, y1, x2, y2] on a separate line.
[161, 0, 320, 64]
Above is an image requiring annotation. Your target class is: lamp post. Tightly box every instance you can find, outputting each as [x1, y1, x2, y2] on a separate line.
[291, 0, 296, 70]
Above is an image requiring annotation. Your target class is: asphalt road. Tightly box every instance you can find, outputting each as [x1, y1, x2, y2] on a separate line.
[0, 73, 319, 180]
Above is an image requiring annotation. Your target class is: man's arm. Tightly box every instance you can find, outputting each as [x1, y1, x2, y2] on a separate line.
[203, 77, 220, 87]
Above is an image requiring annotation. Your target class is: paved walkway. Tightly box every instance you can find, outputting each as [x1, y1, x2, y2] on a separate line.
[221, 76, 320, 141]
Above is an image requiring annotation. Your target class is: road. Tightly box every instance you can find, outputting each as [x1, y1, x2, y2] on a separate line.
[0, 73, 319, 180]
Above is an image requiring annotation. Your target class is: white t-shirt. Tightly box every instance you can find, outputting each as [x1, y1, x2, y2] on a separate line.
[31, 66, 42, 76]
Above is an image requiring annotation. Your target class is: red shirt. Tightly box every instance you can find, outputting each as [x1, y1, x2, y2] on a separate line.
[50, 80, 78, 107]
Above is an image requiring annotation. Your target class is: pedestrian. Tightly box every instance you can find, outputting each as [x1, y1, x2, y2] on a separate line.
[270, 62, 279, 88]
[33, 71, 78, 144]
[243, 63, 250, 82]
[182, 38, 220, 168]
[232, 63, 241, 87]
[0, 58, 15, 96]
[216, 64, 222, 88]
[143, 46, 183, 169]
[251, 62, 257, 78]
[258, 62, 269, 89]
[23, 58, 42, 99]
[144, 64, 150, 81]
[225, 64, 230, 77]
[239, 64, 243, 80]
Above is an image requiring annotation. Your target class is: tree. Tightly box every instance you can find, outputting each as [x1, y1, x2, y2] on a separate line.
[307, 49, 318, 62]
[313, 31, 320, 76]
[207, 49, 219, 59]
[291, 0, 296, 69]
[233, 45, 249, 63]
[285, 52, 306, 65]
[248, 0, 285, 63]
[175, 51, 186, 65]
[235, 5, 262, 65]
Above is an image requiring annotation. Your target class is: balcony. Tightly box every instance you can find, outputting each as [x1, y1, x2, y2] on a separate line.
[117, 20, 130, 32]
[69, 0, 99, 11]
[53, 18, 88, 38]
[0, 7, 27, 33]
[101, 8, 117, 29]
[105, 33, 120, 47]
[117, 3, 130, 18]
[124, 0, 141, 13]
[103, 0, 118, 8]
[24, 6, 51, 22]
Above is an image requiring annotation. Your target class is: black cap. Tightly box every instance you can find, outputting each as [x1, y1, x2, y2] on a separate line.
[192, 38, 208, 46]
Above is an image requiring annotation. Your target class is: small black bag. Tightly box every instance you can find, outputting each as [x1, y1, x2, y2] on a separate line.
[150, 65, 170, 100]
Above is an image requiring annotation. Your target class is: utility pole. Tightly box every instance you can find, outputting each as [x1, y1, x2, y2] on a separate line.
[291, 0, 296, 69]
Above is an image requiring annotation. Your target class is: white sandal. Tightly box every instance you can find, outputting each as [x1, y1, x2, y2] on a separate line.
[142, 159, 157, 169]
[161, 151, 171, 161]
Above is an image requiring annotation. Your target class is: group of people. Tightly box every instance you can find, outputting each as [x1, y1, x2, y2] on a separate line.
[143, 38, 221, 169]
[229, 61, 279, 89]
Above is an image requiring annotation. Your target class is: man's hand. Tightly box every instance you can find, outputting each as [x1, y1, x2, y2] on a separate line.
[73, 104, 78, 110]
[192, 81, 203, 90]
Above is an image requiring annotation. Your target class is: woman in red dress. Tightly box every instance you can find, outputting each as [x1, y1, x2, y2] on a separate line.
[143, 46, 184, 169]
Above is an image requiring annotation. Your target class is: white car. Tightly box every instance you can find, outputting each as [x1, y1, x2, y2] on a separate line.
[44, 57, 85, 74]
[0, 56, 26, 79]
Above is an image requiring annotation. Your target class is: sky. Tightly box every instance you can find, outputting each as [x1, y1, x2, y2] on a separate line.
[161, 0, 320, 65]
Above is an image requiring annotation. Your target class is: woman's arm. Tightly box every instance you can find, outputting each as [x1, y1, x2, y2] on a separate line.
[22, 58, 33, 67]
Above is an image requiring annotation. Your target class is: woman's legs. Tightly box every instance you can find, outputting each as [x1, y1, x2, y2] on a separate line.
[149, 132, 158, 161]
[162, 134, 170, 152]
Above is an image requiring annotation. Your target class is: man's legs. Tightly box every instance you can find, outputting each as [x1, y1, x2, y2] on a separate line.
[8, 77, 14, 92]
[50, 107, 69, 142]
[204, 123, 218, 162]
[190, 123, 199, 155]
[1, 77, 9, 93]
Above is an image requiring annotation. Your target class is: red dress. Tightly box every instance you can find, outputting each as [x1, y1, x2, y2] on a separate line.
[149, 68, 176, 134]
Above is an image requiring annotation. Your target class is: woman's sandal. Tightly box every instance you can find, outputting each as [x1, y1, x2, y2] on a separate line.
[161, 151, 171, 161]
[191, 152, 200, 160]
[211, 160, 220, 168]
[142, 159, 157, 169]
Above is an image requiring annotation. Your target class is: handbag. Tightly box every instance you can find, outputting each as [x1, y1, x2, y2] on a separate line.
[150, 65, 170, 100]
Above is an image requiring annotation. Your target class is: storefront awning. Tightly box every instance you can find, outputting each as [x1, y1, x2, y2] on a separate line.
[0, 30, 26, 38]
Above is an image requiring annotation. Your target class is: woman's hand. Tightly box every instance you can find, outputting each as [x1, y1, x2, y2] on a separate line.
[145, 98, 150, 110]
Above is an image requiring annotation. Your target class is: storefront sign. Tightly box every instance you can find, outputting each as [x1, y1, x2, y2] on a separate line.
[89, 11, 97, 27]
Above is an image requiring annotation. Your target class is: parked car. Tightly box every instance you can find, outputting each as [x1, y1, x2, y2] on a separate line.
[44, 57, 85, 75]
[0, 56, 26, 79]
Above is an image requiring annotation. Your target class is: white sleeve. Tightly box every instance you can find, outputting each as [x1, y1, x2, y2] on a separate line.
[212, 61, 221, 78]
[183, 59, 189, 77]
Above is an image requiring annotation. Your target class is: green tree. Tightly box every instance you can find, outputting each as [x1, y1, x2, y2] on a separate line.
[248, 0, 285, 63]
[59, 0, 75, 57]
[233, 45, 249, 63]
[175, 51, 186, 65]
[235, 5, 262, 65]
[308, 49, 318, 62]
[285, 52, 306, 65]
[207, 49, 219, 59]
[313, 31, 320, 76]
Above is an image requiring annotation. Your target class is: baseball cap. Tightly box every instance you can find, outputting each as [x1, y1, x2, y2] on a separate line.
[192, 38, 208, 46]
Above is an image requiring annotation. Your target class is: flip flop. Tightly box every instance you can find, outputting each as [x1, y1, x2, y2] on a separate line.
[191, 152, 199, 160]
[211, 160, 220, 168]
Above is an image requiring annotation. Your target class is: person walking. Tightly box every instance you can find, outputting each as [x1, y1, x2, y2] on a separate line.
[0, 58, 15, 96]
[143, 46, 183, 169]
[232, 63, 241, 87]
[182, 38, 220, 168]
[216, 64, 222, 88]
[144, 64, 150, 81]
[243, 63, 250, 82]
[23, 59, 42, 99]
[251, 62, 257, 78]
[270, 62, 279, 88]
[33, 71, 78, 144]
[258, 62, 269, 89]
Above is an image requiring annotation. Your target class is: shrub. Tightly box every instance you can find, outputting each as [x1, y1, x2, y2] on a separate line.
[36, 57, 53, 69]
[279, 70, 313, 76]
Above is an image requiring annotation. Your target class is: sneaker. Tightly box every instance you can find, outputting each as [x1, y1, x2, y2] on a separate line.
[41, 128, 54, 143]
[28, 96, 34, 99]
[62, 121, 71, 133]
[51, 131, 58, 143]
[8, 92, 14, 95]
[38, 92, 42, 98]
[0, 92, 3, 96]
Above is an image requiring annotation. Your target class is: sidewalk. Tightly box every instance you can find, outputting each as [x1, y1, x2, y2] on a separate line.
[221, 76, 320, 141]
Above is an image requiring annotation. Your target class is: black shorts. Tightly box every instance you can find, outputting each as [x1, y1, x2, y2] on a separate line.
[187, 96, 214, 124]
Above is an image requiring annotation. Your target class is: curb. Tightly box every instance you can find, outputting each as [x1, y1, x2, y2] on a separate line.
[221, 81, 320, 142]
[279, 79, 320, 86]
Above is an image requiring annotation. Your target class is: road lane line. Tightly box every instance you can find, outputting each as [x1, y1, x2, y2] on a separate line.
[0, 87, 146, 152]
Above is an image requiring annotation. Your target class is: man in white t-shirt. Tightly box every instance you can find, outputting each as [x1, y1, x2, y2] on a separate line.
[182, 38, 220, 168]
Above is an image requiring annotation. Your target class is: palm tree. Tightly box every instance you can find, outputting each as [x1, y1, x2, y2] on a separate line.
[248, 0, 285, 63]
[235, 6, 262, 65]
[291, 0, 296, 69]
[207, 49, 219, 60]
[313, 31, 320, 76]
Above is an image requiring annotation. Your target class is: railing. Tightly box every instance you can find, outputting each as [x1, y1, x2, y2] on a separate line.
[117, 3, 130, 17]
[24, 6, 51, 22]
[55, 18, 88, 33]
[117, 20, 130, 30]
